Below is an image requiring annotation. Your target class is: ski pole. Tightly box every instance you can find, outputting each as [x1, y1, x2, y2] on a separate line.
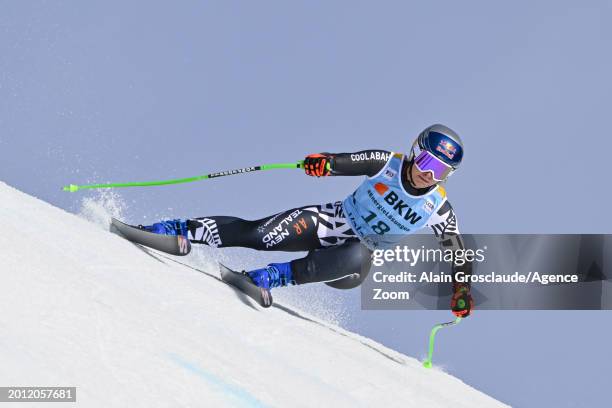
[62, 161, 305, 192]
[422, 317, 462, 368]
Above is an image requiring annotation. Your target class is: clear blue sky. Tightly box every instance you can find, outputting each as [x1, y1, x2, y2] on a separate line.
[2, 1, 611, 406]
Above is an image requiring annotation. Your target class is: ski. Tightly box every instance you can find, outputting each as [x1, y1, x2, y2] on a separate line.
[219, 263, 273, 308]
[110, 218, 191, 256]
[110, 219, 271, 307]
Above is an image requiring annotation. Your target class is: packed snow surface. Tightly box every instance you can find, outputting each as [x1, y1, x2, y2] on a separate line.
[0, 182, 508, 407]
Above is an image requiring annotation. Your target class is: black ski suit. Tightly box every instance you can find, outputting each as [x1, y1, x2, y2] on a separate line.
[184, 150, 466, 288]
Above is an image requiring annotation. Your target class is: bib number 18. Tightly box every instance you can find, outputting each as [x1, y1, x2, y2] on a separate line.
[362, 210, 390, 235]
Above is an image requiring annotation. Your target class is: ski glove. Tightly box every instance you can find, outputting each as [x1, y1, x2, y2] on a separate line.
[303, 153, 333, 177]
[451, 283, 474, 318]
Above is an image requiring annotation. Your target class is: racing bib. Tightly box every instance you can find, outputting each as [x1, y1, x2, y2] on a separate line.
[342, 153, 446, 249]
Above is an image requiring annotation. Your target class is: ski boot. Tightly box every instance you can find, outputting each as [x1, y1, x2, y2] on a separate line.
[140, 219, 188, 238]
[246, 262, 295, 290]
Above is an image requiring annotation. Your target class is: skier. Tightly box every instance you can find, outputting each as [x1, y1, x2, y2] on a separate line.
[140, 124, 473, 317]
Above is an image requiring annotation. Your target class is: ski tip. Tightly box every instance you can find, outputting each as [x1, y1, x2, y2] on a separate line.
[109, 217, 123, 233]
[109, 218, 125, 234]
[218, 263, 239, 277]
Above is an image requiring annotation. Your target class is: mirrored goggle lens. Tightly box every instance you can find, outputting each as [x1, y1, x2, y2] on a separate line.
[414, 150, 453, 181]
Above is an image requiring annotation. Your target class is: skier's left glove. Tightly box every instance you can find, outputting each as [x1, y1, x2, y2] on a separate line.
[451, 283, 474, 318]
[303, 153, 333, 177]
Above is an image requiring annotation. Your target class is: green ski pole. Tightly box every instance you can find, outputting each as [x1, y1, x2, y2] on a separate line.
[62, 161, 306, 192]
[423, 317, 462, 368]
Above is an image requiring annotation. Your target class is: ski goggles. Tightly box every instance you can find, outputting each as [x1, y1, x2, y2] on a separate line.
[413, 150, 455, 181]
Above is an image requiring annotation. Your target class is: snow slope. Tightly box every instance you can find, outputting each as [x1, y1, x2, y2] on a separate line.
[0, 182, 508, 408]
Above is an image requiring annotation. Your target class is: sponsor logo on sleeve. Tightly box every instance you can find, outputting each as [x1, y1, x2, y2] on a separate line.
[350, 151, 392, 162]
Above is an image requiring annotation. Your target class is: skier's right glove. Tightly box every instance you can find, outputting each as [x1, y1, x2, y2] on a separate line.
[303, 153, 333, 177]
[451, 283, 474, 318]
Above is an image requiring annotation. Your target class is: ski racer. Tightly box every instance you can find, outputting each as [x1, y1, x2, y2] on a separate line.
[141, 124, 474, 317]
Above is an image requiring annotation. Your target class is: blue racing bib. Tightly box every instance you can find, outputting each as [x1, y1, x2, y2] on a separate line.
[342, 153, 447, 249]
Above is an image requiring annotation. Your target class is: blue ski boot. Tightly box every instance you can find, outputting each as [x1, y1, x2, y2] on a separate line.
[140, 219, 188, 238]
[246, 262, 295, 290]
